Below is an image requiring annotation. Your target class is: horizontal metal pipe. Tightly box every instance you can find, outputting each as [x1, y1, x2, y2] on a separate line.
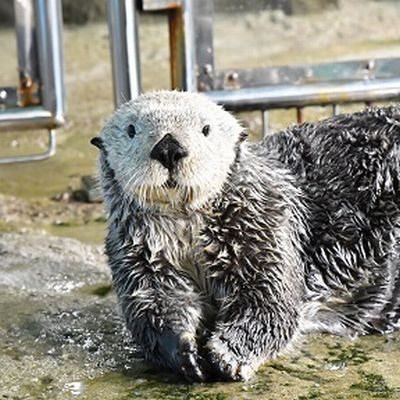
[0, 129, 56, 164]
[141, 0, 182, 11]
[0, 107, 64, 130]
[207, 78, 400, 111]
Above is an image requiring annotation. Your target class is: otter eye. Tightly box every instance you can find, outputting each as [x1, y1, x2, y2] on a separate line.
[127, 124, 136, 138]
[202, 124, 210, 137]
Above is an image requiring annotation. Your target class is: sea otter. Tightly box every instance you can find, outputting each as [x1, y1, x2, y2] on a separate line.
[91, 91, 400, 382]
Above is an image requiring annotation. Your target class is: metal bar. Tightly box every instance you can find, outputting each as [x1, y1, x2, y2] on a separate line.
[181, 0, 196, 91]
[0, 0, 65, 164]
[14, 0, 41, 107]
[0, 129, 56, 164]
[296, 107, 304, 123]
[142, 0, 181, 11]
[0, 107, 54, 130]
[332, 104, 340, 116]
[35, 0, 65, 126]
[168, 0, 196, 90]
[107, 0, 141, 108]
[261, 110, 269, 138]
[168, 0, 214, 91]
[0, 0, 65, 131]
[207, 78, 400, 111]
[194, 0, 214, 92]
[168, 6, 184, 89]
[213, 58, 400, 91]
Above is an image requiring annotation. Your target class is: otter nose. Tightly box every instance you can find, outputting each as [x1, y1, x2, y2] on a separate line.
[150, 134, 188, 170]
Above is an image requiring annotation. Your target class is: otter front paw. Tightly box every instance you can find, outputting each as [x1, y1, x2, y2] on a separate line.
[205, 336, 256, 381]
[156, 331, 206, 382]
[177, 334, 206, 382]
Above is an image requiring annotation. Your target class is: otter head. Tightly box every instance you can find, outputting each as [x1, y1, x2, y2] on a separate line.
[91, 91, 246, 212]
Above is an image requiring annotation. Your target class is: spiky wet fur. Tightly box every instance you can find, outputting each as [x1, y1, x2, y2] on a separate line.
[95, 91, 400, 382]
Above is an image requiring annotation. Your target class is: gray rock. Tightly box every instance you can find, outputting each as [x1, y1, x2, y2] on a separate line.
[81, 175, 103, 203]
[0, 232, 108, 293]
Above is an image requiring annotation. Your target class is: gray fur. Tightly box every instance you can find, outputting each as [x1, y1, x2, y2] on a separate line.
[93, 91, 400, 382]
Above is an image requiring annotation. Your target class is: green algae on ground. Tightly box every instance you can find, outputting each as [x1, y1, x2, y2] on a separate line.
[350, 371, 395, 398]
[79, 283, 113, 297]
[270, 362, 329, 384]
[324, 342, 370, 368]
[297, 388, 323, 400]
[85, 372, 231, 400]
[47, 219, 105, 244]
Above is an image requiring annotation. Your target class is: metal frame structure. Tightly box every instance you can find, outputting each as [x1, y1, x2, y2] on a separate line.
[0, 0, 65, 164]
[107, 0, 400, 135]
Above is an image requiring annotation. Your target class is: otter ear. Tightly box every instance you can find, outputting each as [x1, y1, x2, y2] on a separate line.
[238, 131, 248, 143]
[90, 137, 104, 150]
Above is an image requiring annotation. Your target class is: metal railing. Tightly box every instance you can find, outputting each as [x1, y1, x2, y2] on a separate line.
[0, 0, 65, 164]
[107, 0, 400, 136]
[2, 0, 399, 164]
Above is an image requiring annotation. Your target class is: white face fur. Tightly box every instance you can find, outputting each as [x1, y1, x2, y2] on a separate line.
[96, 91, 244, 211]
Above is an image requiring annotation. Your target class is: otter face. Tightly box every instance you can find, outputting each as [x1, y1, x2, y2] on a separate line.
[93, 91, 245, 210]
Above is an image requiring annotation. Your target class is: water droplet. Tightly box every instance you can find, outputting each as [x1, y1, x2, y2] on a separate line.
[64, 381, 85, 397]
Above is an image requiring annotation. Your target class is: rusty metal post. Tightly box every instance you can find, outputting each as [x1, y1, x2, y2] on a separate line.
[168, 0, 214, 91]
[14, 0, 41, 107]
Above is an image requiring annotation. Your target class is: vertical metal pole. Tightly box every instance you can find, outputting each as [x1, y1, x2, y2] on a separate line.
[261, 110, 269, 139]
[35, 0, 65, 126]
[168, 0, 196, 91]
[195, 0, 214, 92]
[296, 107, 304, 124]
[168, 6, 183, 90]
[332, 104, 340, 116]
[107, 0, 141, 108]
[14, 0, 40, 106]
[181, 0, 197, 91]
[168, 0, 214, 92]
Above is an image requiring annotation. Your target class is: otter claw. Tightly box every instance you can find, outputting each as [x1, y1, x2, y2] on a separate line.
[206, 338, 255, 381]
[180, 353, 205, 382]
[178, 338, 205, 382]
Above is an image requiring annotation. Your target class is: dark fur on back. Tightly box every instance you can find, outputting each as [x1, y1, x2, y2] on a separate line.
[98, 97, 400, 382]
[263, 106, 400, 335]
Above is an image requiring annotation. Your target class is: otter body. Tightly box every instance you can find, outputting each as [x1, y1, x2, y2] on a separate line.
[93, 92, 400, 381]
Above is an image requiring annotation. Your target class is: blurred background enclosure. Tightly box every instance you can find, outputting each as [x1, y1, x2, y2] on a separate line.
[1, 0, 400, 233]
[0, 0, 399, 237]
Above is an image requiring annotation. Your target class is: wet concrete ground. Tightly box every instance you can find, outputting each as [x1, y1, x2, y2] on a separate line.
[2, 232, 400, 400]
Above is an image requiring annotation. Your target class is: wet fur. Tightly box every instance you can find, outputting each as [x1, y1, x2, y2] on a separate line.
[95, 91, 400, 381]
